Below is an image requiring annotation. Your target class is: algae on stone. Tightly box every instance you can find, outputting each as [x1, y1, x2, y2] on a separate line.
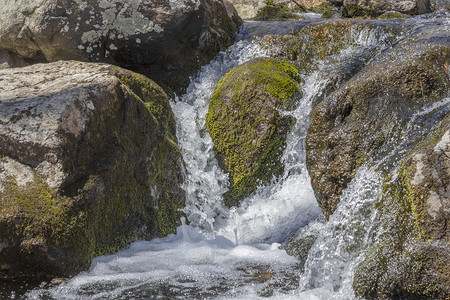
[353, 166, 450, 299]
[0, 61, 185, 277]
[254, 0, 303, 20]
[306, 45, 449, 219]
[206, 57, 301, 207]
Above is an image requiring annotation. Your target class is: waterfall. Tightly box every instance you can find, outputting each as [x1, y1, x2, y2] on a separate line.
[24, 12, 448, 300]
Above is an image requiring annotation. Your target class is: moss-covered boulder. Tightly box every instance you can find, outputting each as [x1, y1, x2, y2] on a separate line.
[300, 22, 449, 299]
[305, 36, 449, 219]
[342, 0, 431, 17]
[206, 57, 301, 207]
[0, 61, 185, 277]
[254, 0, 302, 21]
[353, 124, 450, 298]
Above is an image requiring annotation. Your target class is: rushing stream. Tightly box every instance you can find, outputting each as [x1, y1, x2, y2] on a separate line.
[15, 11, 449, 300]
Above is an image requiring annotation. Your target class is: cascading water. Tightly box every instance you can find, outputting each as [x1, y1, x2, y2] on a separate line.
[22, 12, 449, 300]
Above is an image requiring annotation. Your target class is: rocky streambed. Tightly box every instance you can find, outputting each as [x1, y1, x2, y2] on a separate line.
[0, 0, 449, 299]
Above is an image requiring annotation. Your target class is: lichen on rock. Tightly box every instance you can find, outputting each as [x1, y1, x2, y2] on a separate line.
[0, 61, 185, 277]
[306, 43, 449, 219]
[206, 57, 302, 207]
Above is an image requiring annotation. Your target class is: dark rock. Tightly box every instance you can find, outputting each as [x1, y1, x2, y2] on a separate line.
[0, 61, 185, 277]
[0, 0, 241, 95]
[205, 57, 301, 206]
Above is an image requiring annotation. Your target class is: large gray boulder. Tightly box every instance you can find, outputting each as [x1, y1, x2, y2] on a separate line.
[0, 0, 241, 94]
[0, 61, 185, 277]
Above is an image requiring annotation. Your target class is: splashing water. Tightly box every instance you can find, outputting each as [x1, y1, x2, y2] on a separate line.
[22, 13, 449, 300]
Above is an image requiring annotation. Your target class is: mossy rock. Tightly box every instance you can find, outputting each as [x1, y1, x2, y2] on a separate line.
[342, 3, 377, 18]
[259, 20, 390, 74]
[306, 44, 450, 219]
[353, 167, 450, 299]
[400, 115, 450, 242]
[311, 1, 340, 18]
[206, 57, 302, 206]
[0, 61, 185, 277]
[254, 0, 303, 21]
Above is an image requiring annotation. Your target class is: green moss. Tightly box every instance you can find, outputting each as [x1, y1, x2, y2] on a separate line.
[353, 172, 449, 299]
[206, 58, 301, 206]
[110, 67, 177, 139]
[254, 1, 302, 21]
[342, 3, 377, 18]
[0, 174, 87, 273]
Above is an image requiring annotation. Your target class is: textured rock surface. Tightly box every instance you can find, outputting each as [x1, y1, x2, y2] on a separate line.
[402, 121, 450, 242]
[306, 29, 449, 218]
[0, 0, 241, 94]
[343, 0, 431, 17]
[298, 21, 449, 299]
[206, 57, 301, 207]
[353, 123, 450, 299]
[259, 19, 399, 107]
[228, 0, 266, 18]
[0, 61, 185, 277]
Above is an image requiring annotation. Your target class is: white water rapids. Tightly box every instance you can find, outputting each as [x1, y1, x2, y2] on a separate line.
[23, 13, 449, 300]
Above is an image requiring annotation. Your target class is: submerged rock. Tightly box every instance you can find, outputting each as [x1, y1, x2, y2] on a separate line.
[342, 0, 431, 17]
[206, 57, 301, 207]
[0, 0, 241, 94]
[0, 61, 185, 277]
[259, 19, 400, 107]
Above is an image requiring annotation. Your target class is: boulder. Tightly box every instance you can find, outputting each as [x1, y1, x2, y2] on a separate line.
[228, 0, 267, 19]
[205, 57, 301, 206]
[0, 0, 241, 94]
[402, 121, 450, 242]
[353, 120, 450, 299]
[0, 61, 185, 277]
[342, 0, 431, 17]
[300, 22, 449, 299]
[305, 32, 449, 218]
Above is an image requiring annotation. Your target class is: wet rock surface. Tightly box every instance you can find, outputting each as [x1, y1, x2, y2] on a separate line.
[206, 57, 301, 207]
[305, 27, 449, 218]
[0, 0, 241, 94]
[300, 18, 449, 299]
[0, 61, 185, 277]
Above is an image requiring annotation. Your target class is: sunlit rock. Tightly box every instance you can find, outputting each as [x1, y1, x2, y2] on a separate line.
[306, 30, 449, 219]
[0, 0, 241, 94]
[0, 61, 185, 277]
